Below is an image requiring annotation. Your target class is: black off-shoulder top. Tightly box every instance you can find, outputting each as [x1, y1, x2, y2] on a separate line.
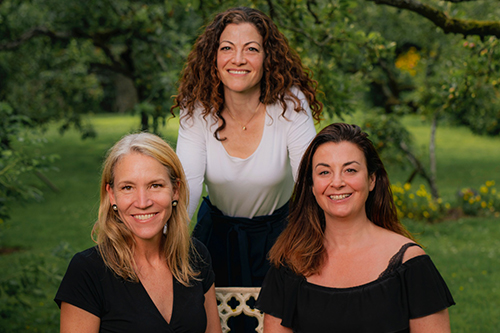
[256, 243, 455, 333]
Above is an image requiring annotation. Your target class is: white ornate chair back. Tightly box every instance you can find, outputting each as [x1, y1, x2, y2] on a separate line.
[215, 287, 263, 333]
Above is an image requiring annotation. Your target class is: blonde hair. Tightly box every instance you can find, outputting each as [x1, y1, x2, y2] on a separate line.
[92, 132, 198, 286]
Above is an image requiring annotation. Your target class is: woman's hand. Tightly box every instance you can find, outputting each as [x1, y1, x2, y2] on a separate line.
[60, 302, 100, 333]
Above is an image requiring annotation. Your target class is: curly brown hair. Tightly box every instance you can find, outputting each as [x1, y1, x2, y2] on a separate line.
[269, 123, 415, 277]
[171, 6, 323, 140]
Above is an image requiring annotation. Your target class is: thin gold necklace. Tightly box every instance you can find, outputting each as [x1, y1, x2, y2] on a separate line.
[225, 102, 261, 131]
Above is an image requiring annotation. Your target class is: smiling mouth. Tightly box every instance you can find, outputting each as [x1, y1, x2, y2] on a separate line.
[329, 194, 351, 200]
[228, 70, 249, 74]
[133, 213, 156, 220]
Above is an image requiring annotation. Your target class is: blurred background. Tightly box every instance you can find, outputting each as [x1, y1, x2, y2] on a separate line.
[1, 0, 499, 331]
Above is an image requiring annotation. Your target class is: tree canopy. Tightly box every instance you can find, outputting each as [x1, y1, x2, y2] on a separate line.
[0, 0, 499, 221]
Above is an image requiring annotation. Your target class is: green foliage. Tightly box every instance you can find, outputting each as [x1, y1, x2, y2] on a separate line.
[361, 111, 413, 166]
[0, 249, 67, 332]
[392, 182, 448, 222]
[0, 102, 58, 227]
[458, 181, 500, 217]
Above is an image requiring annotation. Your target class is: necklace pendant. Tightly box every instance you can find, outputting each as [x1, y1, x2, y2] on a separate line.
[242, 126, 247, 130]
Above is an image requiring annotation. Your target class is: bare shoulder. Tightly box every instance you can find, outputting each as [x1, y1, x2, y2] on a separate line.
[375, 227, 426, 262]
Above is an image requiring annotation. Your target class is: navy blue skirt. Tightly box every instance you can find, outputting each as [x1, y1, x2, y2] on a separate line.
[192, 197, 288, 287]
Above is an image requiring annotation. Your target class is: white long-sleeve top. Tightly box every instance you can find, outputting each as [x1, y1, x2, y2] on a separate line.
[176, 88, 316, 219]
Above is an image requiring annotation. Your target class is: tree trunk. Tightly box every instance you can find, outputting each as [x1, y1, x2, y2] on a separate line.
[428, 112, 439, 199]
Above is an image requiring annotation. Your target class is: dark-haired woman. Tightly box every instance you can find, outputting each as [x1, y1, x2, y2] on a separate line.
[257, 123, 455, 332]
[171, 6, 323, 289]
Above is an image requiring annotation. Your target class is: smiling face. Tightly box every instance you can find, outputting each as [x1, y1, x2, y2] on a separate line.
[311, 141, 376, 223]
[106, 152, 179, 244]
[217, 22, 265, 96]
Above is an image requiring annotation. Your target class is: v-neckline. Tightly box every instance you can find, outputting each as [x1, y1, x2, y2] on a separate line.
[138, 277, 176, 326]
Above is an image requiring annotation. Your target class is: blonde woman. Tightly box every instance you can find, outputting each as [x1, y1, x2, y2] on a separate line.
[55, 133, 221, 333]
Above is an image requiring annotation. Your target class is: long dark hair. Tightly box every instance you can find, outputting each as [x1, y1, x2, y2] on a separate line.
[171, 6, 322, 140]
[269, 123, 414, 276]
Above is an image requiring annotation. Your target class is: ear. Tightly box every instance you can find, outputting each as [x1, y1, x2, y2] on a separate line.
[172, 179, 180, 201]
[369, 173, 376, 192]
[106, 183, 116, 205]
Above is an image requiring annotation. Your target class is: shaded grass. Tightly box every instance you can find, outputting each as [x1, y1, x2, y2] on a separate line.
[0, 114, 498, 332]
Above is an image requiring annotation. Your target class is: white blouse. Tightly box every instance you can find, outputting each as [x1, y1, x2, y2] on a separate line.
[176, 87, 316, 219]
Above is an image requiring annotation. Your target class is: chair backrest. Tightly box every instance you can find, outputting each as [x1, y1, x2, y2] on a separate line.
[215, 287, 263, 333]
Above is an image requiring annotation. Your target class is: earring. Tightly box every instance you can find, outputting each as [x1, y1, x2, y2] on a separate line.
[112, 204, 118, 211]
[163, 223, 168, 235]
[172, 200, 178, 207]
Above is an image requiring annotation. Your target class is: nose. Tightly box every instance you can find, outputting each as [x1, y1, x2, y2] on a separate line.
[135, 188, 153, 209]
[232, 50, 247, 65]
[330, 173, 345, 188]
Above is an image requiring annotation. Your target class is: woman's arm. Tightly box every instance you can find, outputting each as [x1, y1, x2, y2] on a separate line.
[176, 111, 208, 219]
[410, 308, 451, 333]
[263, 313, 293, 333]
[286, 88, 317, 181]
[204, 284, 222, 333]
[60, 302, 100, 333]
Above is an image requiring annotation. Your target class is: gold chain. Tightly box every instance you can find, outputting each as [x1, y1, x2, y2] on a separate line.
[225, 102, 261, 131]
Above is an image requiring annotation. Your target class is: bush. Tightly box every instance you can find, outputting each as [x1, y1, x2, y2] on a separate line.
[391, 182, 449, 222]
[457, 181, 500, 217]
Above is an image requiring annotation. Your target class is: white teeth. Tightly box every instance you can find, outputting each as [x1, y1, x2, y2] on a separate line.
[134, 213, 155, 220]
[229, 70, 248, 74]
[329, 194, 351, 200]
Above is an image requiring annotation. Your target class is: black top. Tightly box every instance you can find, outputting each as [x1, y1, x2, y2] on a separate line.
[256, 243, 455, 333]
[54, 238, 215, 333]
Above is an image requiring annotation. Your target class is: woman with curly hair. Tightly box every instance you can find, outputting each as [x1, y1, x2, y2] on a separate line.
[55, 133, 221, 333]
[171, 6, 323, 290]
[257, 123, 455, 332]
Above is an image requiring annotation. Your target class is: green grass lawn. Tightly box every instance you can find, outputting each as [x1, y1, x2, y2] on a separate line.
[0, 114, 498, 332]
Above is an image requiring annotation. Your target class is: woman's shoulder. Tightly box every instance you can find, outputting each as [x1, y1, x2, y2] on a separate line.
[179, 104, 216, 129]
[375, 228, 426, 263]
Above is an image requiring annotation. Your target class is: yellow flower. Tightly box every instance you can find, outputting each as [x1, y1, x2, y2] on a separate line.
[408, 212, 414, 219]
[437, 198, 443, 204]
[486, 180, 495, 187]
[409, 194, 415, 199]
[469, 198, 475, 204]
[445, 203, 451, 209]
[423, 211, 430, 218]
[492, 189, 497, 195]
[404, 183, 411, 191]
[480, 186, 488, 194]
[481, 201, 487, 208]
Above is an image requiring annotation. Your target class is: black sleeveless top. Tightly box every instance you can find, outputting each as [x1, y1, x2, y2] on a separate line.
[256, 243, 455, 333]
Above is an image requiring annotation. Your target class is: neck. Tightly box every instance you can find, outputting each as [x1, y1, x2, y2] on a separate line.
[224, 90, 261, 115]
[133, 237, 164, 264]
[323, 215, 375, 251]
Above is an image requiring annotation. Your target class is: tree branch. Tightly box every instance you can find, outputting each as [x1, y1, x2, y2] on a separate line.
[367, 0, 500, 38]
[0, 27, 71, 51]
